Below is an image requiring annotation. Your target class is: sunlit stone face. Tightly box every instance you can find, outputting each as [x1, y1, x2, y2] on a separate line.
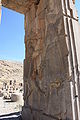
[1, 0, 34, 14]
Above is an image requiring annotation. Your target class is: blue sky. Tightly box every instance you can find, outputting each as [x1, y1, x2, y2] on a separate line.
[0, 7, 25, 62]
[75, 0, 80, 21]
[0, 1, 80, 62]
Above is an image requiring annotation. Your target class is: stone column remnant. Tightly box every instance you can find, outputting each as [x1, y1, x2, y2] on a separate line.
[22, 0, 80, 120]
[1, 0, 80, 120]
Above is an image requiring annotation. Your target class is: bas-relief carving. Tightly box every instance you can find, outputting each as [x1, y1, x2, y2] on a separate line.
[25, 11, 45, 82]
[0, 0, 79, 120]
[24, 4, 46, 109]
[24, 1, 70, 119]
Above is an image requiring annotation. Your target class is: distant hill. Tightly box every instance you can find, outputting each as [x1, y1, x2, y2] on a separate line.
[0, 60, 23, 84]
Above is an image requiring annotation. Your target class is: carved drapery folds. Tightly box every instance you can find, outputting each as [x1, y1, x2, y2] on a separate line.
[25, 1, 45, 82]
[26, 22, 43, 81]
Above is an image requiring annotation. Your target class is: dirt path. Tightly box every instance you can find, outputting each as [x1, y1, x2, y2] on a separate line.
[0, 97, 22, 115]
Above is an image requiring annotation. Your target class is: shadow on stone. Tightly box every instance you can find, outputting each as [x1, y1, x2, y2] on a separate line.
[0, 112, 22, 120]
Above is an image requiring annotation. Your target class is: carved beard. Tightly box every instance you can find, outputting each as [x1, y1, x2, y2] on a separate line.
[35, 0, 40, 5]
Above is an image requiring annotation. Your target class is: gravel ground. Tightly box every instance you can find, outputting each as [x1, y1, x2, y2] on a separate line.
[0, 97, 23, 116]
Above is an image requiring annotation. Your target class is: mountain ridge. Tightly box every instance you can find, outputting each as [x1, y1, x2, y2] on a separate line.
[0, 60, 23, 84]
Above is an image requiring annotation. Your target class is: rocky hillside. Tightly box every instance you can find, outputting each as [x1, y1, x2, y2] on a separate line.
[0, 60, 23, 84]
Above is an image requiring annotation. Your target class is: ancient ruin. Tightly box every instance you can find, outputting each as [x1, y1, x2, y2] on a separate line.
[0, 0, 80, 120]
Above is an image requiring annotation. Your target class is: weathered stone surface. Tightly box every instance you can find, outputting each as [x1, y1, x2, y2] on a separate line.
[1, 0, 80, 120]
[23, 0, 72, 120]
[22, 0, 80, 120]
[2, 0, 35, 14]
